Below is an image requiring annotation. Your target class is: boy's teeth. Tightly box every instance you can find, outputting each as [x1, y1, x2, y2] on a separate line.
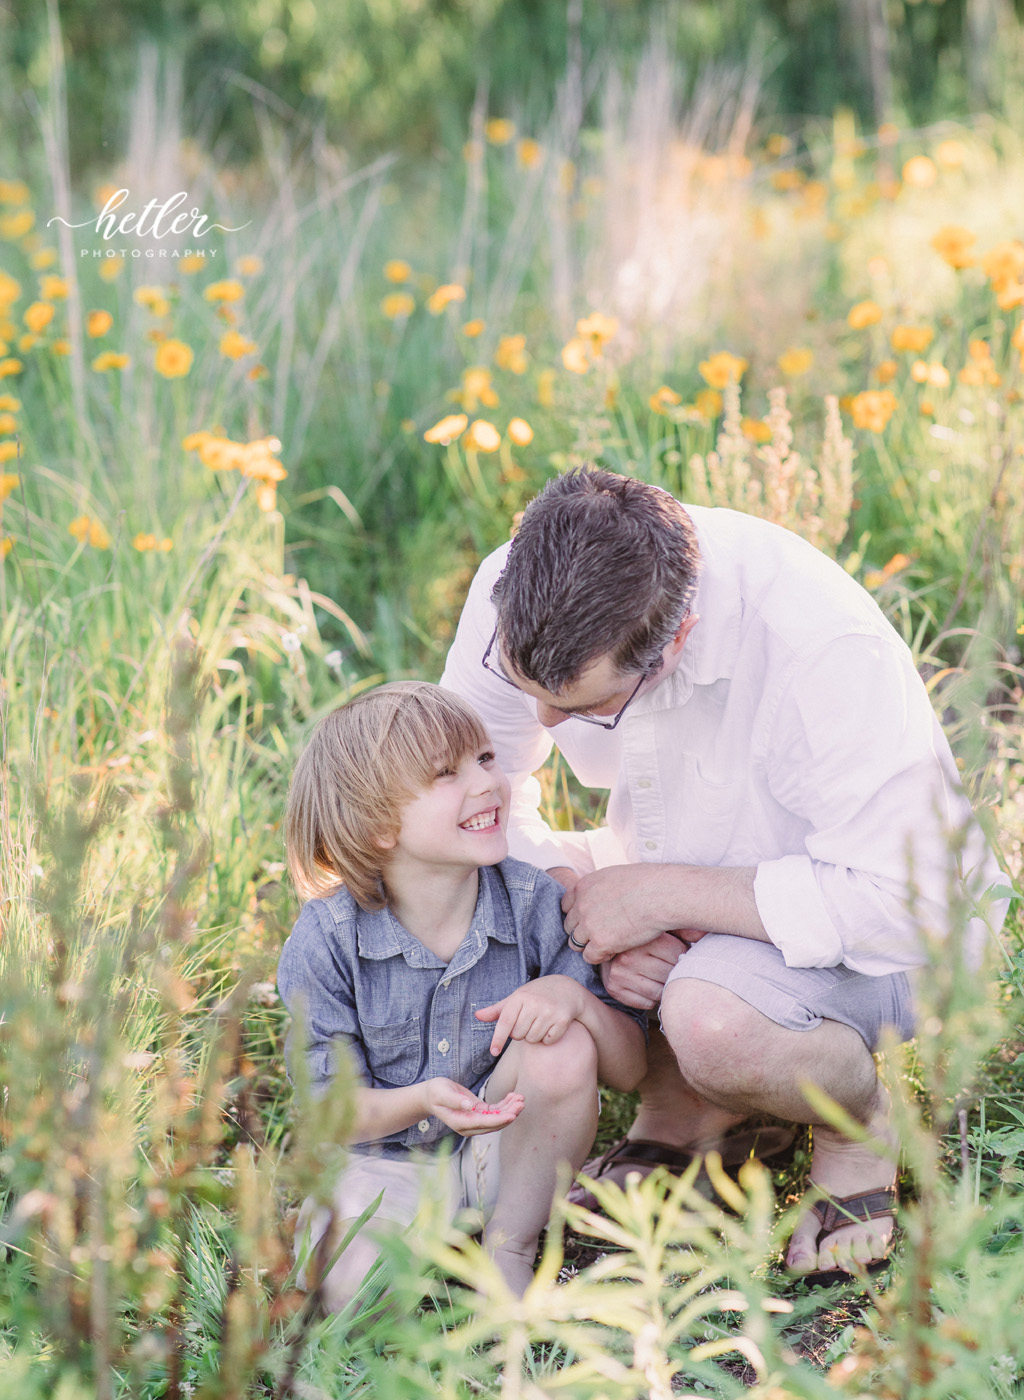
[461, 810, 496, 831]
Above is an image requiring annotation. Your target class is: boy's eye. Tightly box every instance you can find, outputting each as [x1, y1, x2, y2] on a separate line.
[478, 750, 496, 765]
[434, 766, 455, 779]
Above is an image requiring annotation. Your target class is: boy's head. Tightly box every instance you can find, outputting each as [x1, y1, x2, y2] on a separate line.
[286, 681, 493, 909]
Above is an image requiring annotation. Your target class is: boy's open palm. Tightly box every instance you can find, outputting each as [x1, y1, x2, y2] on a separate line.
[475, 975, 585, 1055]
[424, 1078, 525, 1136]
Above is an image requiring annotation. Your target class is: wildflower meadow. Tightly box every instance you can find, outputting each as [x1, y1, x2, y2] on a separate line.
[1, 4, 1024, 1397]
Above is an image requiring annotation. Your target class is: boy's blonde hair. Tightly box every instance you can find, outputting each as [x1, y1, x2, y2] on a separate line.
[286, 680, 491, 909]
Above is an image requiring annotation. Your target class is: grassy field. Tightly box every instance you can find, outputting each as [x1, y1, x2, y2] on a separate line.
[2, 30, 1024, 1400]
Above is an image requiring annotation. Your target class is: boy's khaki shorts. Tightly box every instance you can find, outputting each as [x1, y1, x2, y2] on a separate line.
[294, 1129, 501, 1288]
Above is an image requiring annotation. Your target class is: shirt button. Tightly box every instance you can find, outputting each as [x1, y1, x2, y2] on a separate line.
[645, 839, 657, 851]
[417, 1119, 430, 1133]
[637, 778, 651, 789]
[441, 978, 451, 988]
[437, 1038, 451, 1054]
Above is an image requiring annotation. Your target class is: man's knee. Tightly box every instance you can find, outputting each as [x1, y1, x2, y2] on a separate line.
[660, 979, 769, 1100]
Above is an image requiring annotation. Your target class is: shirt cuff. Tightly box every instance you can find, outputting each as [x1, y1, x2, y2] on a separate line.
[753, 854, 845, 968]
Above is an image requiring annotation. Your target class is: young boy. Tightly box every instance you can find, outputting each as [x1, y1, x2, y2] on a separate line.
[277, 681, 646, 1307]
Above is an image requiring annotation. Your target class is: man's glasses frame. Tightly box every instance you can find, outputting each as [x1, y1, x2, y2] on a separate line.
[481, 627, 647, 731]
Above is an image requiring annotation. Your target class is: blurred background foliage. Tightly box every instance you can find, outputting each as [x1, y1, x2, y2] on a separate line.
[4, 0, 1024, 170]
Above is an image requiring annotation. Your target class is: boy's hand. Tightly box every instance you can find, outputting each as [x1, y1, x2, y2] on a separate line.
[474, 975, 585, 1055]
[423, 1078, 525, 1136]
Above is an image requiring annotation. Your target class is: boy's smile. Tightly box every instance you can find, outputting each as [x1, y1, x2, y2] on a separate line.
[384, 746, 511, 881]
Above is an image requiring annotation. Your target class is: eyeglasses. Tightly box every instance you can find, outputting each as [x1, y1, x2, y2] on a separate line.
[481, 627, 648, 731]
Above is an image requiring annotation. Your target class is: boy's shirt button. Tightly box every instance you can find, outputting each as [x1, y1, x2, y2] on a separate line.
[417, 1119, 430, 1133]
[437, 1039, 451, 1054]
[441, 978, 451, 988]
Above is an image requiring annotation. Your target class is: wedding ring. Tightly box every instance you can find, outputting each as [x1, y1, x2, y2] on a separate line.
[567, 931, 585, 950]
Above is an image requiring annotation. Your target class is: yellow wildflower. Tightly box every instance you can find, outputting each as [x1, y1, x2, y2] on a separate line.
[902, 155, 936, 188]
[99, 259, 124, 282]
[1011, 323, 1024, 353]
[0, 441, 18, 463]
[890, 324, 934, 353]
[0, 209, 34, 239]
[18, 334, 37, 353]
[959, 339, 1001, 386]
[463, 418, 501, 452]
[698, 351, 748, 388]
[381, 291, 415, 319]
[516, 138, 543, 169]
[0, 394, 19, 410]
[0, 471, 19, 500]
[68, 515, 110, 549]
[235, 255, 264, 276]
[935, 139, 966, 168]
[197, 436, 247, 471]
[576, 313, 618, 355]
[31, 248, 58, 270]
[255, 483, 278, 512]
[507, 417, 533, 446]
[133, 533, 157, 551]
[981, 240, 1024, 290]
[0, 413, 15, 433]
[495, 334, 528, 374]
[180, 254, 206, 275]
[0, 270, 21, 309]
[694, 388, 723, 419]
[24, 301, 54, 333]
[203, 279, 245, 304]
[134, 285, 171, 314]
[919, 398, 935, 417]
[0, 536, 11, 558]
[384, 259, 412, 283]
[427, 283, 466, 315]
[777, 346, 814, 377]
[561, 337, 590, 374]
[0, 179, 30, 204]
[154, 339, 194, 378]
[39, 274, 67, 300]
[874, 359, 899, 383]
[930, 225, 976, 269]
[461, 366, 499, 410]
[240, 437, 286, 483]
[771, 168, 805, 192]
[52, 339, 70, 356]
[847, 299, 883, 329]
[850, 389, 897, 432]
[537, 368, 556, 406]
[87, 309, 113, 338]
[462, 318, 485, 338]
[220, 330, 258, 359]
[910, 360, 950, 388]
[91, 351, 130, 371]
[649, 385, 682, 415]
[0, 358, 23, 377]
[424, 413, 469, 444]
[741, 417, 772, 443]
[485, 118, 516, 145]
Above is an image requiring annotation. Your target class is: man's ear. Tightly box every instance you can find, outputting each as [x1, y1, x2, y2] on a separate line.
[667, 612, 700, 655]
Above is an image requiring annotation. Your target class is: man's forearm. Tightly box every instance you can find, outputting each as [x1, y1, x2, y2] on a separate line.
[647, 864, 770, 943]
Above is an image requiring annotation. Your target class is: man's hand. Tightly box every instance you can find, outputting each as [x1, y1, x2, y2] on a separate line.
[475, 975, 585, 1055]
[601, 932, 691, 1010]
[561, 865, 671, 963]
[423, 1078, 525, 1136]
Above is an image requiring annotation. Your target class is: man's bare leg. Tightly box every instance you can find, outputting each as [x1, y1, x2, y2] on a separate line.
[660, 979, 897, 1274]
[629, 1023, 747, 1149]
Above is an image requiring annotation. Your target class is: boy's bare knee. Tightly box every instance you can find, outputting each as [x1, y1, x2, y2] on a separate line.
[515, 1020, 598, 1090]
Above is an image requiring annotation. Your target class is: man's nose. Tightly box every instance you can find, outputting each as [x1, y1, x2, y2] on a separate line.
[537, 703, 569, 728]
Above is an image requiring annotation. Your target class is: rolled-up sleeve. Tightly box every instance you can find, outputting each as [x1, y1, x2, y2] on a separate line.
[276, 903, 370, 1095]
[754, 633, 1001, 975]
[440, 545, 603, 874]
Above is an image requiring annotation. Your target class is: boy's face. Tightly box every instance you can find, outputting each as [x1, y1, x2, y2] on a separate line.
[385, 743, 511, 879]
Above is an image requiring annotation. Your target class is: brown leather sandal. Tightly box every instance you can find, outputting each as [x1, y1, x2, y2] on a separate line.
[568, 1124, 796, 1212]
[797, 1185, 898, 1287]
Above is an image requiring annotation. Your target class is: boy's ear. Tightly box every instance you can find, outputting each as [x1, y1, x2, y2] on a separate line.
[373, 831, 397, 852]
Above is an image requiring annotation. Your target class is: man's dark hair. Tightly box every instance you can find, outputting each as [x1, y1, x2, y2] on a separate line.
[490, 467, 701, 691]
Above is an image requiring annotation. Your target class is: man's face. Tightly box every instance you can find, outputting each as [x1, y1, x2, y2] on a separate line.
[499, 614, 699, 730]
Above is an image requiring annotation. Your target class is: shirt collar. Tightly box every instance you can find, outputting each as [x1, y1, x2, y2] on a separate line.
[633, 505, 742, 714]
[354, 865, 518, 964]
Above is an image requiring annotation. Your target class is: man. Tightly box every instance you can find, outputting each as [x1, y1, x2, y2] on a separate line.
[440, 466, 1003, 1278]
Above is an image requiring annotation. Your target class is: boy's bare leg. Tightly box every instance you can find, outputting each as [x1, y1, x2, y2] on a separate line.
[660, 979, 897, 1274]
[481, 1021, 600, 1295]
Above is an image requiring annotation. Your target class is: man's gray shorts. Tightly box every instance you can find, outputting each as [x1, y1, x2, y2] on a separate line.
[662, 934, 915, 1051]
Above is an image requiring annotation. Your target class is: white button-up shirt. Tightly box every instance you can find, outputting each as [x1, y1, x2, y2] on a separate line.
[440, 504, 1005, 977]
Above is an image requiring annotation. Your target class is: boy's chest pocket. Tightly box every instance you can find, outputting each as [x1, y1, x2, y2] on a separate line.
[360, 1015, 423, 1087]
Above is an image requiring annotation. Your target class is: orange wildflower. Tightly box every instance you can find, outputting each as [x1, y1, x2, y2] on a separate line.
[461, 319, 485, 338]
[423, 413, 469, 444]
[426, 283, 466, 315]
[220, 330, 258, 359]
[874, 360, 899, 384]
[850, 389, 897, 432]
[0, 471, 19, 500]
[39, 274, 67, 300]
[847, 300, 883, 329]
[154, 339, 194, 378]
[485, 118, 516, 145]
[87, 309, 113, 338]
[560, 337, 590, 374]
[92, 351, 130, 371]
[516, 138, 543, 169]
[0, 441, 18, 463]
[235, 255, 264, 276]
[694, 388, 723, 419]
[910, 360, 950, 388]
[68, 515, 110, 549]
[507, 417, 534, 446]
[649, 385, 682, 415]
[23, 301, 54, 333]
[902, 156, 936, 188]
[381, 291, 415, 320]
[384, 259, 412, 283]
[890, 325, 934, 353]
[930, 225, 976, 269]
[495, 334, 528, 374]
[698, 351, 747, 388]
[777, 346, 814, 377]
[463, 419, 501, 453]
[203, 279, 245, 304]
[741, 417, 772, 443]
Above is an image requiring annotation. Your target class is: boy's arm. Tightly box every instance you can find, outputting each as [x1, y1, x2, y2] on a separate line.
[475, 976, 646, 1092]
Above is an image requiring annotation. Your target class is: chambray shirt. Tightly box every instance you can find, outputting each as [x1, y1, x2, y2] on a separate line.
[440, 505, 1006, 976]
[277, 858, 644, 1159]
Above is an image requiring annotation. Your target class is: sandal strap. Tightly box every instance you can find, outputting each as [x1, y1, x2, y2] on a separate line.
[810, 1186, 898, 1240]
[592, 1137, 700, 1174]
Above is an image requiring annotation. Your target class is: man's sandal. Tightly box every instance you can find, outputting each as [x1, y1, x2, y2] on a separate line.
[568, 1125, 796, 1212]
[796, 1185, 898, 1288]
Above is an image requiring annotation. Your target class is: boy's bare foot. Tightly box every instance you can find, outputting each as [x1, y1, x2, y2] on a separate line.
[786, 1084, 898, 1278]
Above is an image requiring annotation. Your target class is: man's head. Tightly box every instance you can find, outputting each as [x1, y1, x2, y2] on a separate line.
[286, 681, 493, 908]
[491, 467, 701, 695]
